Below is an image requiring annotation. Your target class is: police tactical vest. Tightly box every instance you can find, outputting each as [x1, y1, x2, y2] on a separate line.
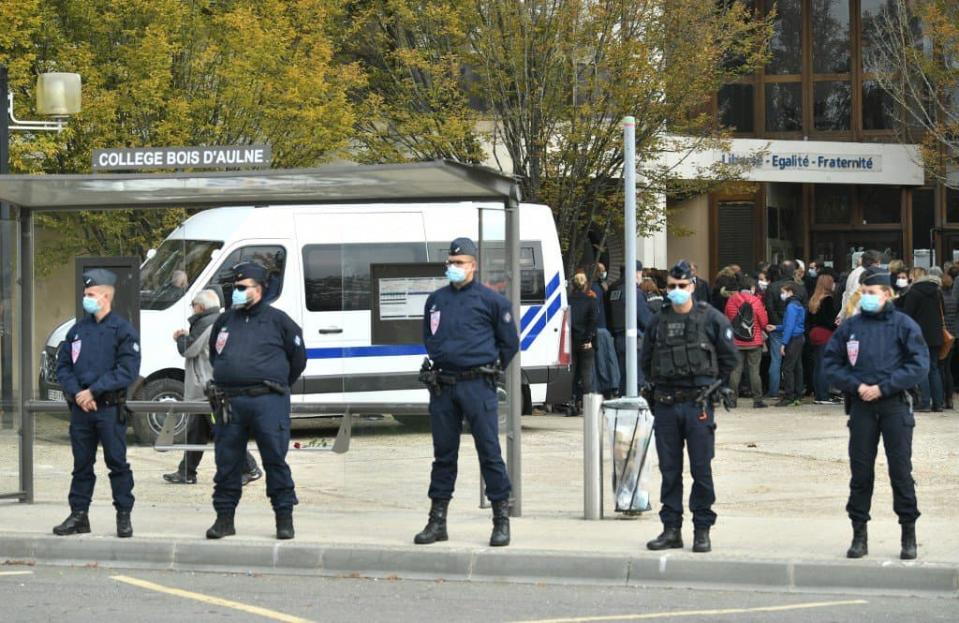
[608, 284, 626, 332]
[650, 304, 719, 382]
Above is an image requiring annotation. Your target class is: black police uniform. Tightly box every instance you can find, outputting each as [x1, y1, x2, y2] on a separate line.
[640, 261, 739, 552]
[207, 262, 306, 539]
[415, 237, 520, 547]
[822, 267, 927, 559]
[608, 261, 653, 392]
[54, 269, 141, 537]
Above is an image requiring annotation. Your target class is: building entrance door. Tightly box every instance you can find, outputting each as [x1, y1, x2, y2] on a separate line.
[810, 231, 903, 274]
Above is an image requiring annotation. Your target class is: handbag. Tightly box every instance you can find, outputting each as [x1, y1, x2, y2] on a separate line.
[809, 326, 833, 347]
[939, 303, 954, 361]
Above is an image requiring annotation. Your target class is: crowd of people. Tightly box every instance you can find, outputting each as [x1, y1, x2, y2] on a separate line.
[568, 251, 959, 412]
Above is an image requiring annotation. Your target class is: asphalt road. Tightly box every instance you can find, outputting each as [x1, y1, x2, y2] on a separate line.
[0, 566, 954, 623]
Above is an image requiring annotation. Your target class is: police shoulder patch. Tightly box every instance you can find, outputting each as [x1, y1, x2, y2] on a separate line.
[132, 342, 140, 352]
[504, 311, 512, 323]
[294, 335, 302, 347]
[724, 328, 733, 341]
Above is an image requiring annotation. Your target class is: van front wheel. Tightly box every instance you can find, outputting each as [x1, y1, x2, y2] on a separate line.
[132, 377, 187, 446]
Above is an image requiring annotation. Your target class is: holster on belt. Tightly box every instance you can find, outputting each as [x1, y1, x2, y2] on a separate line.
[205, 381, 231, 425]
[97, 390, 132, 425]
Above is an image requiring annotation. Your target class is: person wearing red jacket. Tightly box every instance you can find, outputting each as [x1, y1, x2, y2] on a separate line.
[724, 276, 769, 408]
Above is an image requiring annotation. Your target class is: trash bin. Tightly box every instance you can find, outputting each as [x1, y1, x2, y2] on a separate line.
[602, 397, 656, 515]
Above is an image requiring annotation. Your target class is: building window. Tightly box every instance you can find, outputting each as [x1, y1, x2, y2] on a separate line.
[718, 84, 754, 132]
[813, 81, 852, 131]
[814, 184, 852, 224]
[948, 187, 959, 224]
[766, 0, 802, 75]
[765, 82, 802, 132]
[862, 80, 896, 130]
[912, 188, 935, 253]
[812, 0, 851, 73]
[860, 186, 900, 224]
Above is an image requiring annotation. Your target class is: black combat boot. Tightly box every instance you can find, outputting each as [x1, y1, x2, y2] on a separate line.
[206, 513, 236, 539]
[413, 499, 449, 544]
[489, 499, 511, 547]
[276, 513, 294, 540]
[646, 525, 683, 551]
[900, 522, 917, 560]
[846, 521, 868, 558]
[116, 511, 133, 538]
[692, 527, 711, 553]
[52, 511, 90, 536]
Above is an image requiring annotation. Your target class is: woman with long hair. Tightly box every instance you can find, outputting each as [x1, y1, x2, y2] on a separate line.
[567, 272, 598, 415]
[808, 274, 840, 405]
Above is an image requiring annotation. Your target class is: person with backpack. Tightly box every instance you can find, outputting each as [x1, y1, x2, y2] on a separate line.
[725, 276, 769, 408]
[776, 282, 806, 407]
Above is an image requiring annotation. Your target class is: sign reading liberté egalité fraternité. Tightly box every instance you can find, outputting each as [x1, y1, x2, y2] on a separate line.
[92, 145, 271, 171]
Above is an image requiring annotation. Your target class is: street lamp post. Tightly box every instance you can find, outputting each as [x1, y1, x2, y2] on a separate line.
[0, 66, 81, 433]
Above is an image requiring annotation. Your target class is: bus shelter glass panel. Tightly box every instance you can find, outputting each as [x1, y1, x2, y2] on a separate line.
[0, 211, 21, 498]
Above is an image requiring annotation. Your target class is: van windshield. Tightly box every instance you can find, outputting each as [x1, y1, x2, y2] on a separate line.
[140, 239, 223, 310]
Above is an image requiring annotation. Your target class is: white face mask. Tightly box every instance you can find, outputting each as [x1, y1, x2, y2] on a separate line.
[896, 278, 909, 288]
[780, 292, 790, 302]
[758, 280, 769, 289]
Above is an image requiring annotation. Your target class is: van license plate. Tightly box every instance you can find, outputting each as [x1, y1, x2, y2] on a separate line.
[47, 389, 64, 402]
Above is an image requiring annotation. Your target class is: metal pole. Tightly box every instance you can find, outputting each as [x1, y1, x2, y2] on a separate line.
[18, 206, 34, 503]
[505, 195, 522, 517]
[623, 116, 638, 398]
[0, 64, 14, 429]
[583, 393, 603, 519]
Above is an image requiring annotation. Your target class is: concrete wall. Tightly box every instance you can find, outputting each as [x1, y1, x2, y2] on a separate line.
[667, 194, 710, 278]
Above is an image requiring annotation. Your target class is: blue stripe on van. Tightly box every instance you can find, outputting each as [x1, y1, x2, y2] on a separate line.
[306, 271, 564, 360]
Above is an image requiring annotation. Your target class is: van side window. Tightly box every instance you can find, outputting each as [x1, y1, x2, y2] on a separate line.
[428, 241, 545, 304]
[206, 245, 286, 309]
[304, 243, 428, 312]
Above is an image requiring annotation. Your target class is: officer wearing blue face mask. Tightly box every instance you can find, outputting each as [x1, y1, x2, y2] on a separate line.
[205, 261, 306, 541]
[640, 260, 739, 554]
[823, 266, 928, 561]
[53, 269, 141, 538]
[415, 237, 520, 547]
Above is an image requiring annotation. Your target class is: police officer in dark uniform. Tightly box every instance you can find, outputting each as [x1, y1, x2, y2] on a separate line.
[641, 260, 739, 553]
[609, 261, 653, 393]
[53, 269, 141, 538]
[415, 237, 520, 547]
[823, 266, 928, 560]
[205, 262, 306, 540]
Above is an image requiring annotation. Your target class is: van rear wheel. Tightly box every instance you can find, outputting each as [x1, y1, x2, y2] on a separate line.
[132, 377, 187, 446]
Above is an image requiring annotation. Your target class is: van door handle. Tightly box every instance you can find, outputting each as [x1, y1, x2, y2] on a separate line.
[318, 327, 343, 334]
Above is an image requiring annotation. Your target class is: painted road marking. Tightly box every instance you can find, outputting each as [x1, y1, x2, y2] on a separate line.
[510, 599, 869, 623]
[0, 571, 34, 577]
[111, 575, 315, 623]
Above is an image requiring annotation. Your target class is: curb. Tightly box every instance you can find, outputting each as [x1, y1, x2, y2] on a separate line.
[2, 533, 957, 596]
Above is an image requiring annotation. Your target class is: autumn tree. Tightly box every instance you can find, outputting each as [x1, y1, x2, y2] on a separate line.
[863, 0, 959, 189]
[346, 1, 771, 270]
[1, 0, 362, 271]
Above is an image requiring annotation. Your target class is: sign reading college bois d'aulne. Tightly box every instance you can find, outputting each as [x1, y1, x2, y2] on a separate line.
[92, 145, 271, 171]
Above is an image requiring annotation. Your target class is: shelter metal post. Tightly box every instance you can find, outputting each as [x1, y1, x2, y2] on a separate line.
[18, 206, 33, 503]
[583, 393, 603, 519]
[1, 64, 12, 429]
[506, 195, 522, 517]
[623, 117, 639, 398]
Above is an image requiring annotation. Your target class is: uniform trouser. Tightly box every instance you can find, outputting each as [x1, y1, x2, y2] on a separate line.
[571, 346, 596, 401]
[653, 400, 716, 529]
[176, 413, 258, 477]
[212, 393, 297, 515]
[593, 328, 620, 394]
[428, 377, 511, 502]
[729, 347, 762, 400]
[780, 337, 805, 401]
[68, 404, 135, 513]
[614, 332, 644, 394]
[846, 395, 920, 525]
[767, 332, 783, 397]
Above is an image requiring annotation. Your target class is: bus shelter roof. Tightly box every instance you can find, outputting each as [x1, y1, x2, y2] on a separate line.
[0, 160, 520, 211]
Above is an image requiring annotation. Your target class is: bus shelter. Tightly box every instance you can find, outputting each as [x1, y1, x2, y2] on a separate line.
[0, 160, 525, 513]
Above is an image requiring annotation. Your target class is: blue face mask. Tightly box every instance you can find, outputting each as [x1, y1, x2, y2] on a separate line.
[807, 269, 817, 278]
[231, 288, 250, 308]
[446, 264, 467, 284]
[860, 293, 882, 313]
[667, 288, 691, 306]
[82, 295, 101, 315]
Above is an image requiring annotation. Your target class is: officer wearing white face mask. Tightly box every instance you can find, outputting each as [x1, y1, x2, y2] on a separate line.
[823, 266, 928, 561]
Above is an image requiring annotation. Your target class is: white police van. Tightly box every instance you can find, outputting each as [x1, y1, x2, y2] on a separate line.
[39, 202, 570, 443]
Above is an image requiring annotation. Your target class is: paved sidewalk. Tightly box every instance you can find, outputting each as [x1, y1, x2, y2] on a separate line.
[1, 405, 958, 594]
